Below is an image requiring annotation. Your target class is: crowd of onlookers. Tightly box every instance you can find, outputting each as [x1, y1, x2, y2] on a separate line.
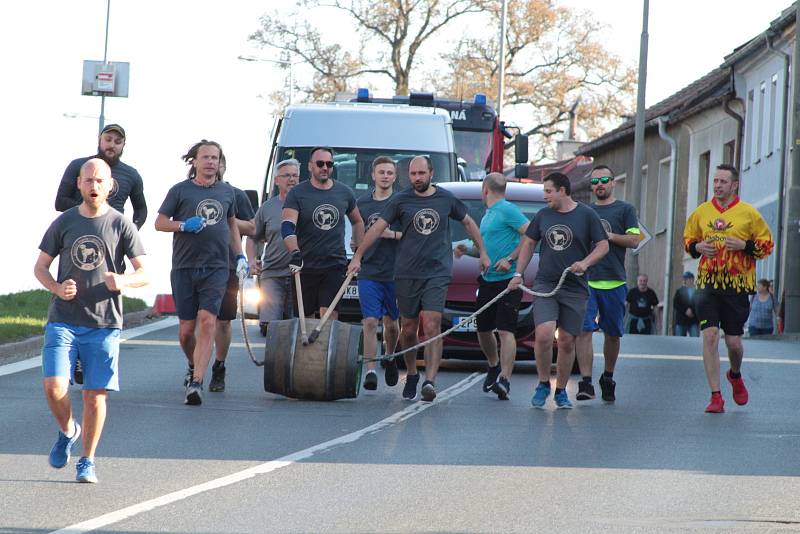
[620, 272, 779, 337]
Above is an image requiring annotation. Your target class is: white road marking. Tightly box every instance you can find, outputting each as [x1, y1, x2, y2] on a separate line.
[49, 372, 484, 534]
[612, 353, 800, 365]
[0, 317, 179, 378]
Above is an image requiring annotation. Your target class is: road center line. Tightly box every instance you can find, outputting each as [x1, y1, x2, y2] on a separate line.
[0, 317, 179, 378]
[50, 372, 484, 534]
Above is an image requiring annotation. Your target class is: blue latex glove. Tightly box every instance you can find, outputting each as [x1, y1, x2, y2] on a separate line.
[235, 254, 249, 277]
[180, 216, 206, 234]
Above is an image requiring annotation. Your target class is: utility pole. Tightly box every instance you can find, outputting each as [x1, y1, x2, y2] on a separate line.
[784, 0, 800, 332]
[497, 0, 508, 116]
[98, 0, 111, 133]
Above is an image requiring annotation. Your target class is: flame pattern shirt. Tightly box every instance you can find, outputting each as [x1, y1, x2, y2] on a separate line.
[683, 197, 773, 294]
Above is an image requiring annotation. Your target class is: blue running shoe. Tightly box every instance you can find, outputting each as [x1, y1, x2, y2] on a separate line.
[76, 457, 98, 483]
[531, 383, 551, 408]
[49, 421, 81, 469]
[554, 390, 573, 409]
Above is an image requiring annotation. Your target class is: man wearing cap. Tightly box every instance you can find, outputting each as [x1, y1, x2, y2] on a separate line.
[673, 272, 699, 337]
[56, 124, 147, 229]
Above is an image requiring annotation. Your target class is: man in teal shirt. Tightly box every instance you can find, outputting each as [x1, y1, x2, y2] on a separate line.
[575, 165, 640, 402]
[455, 173, 529, 399]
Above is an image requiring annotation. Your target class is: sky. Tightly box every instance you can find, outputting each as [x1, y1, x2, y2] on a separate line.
[0, 0, 792, 306]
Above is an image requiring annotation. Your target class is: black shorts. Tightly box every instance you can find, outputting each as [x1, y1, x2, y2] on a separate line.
[694, 288, 750, 336]
[217, 270, 239, 321]
[476, 277, 522, 333]
[295, 266, 347, 316]
[170, 267, 228, 321]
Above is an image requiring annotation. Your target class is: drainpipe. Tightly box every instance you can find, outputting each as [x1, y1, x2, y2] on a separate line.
[766, 33, 790, 297]
[657, 116, 677, 336]
[722, 88, 745, 172]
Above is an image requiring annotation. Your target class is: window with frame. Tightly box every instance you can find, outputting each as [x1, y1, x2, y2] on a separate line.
[698, 151, 710, 205]
[745, 90, 754, 168]
[768, 73, 778, 155]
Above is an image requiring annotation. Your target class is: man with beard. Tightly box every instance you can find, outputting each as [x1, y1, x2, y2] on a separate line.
[281, 147, 365, 319]
[35, 158, 148, 483]
[56, 124, 147, 229]
[348, 155, 489, 402]
[574, 165, 640, 403]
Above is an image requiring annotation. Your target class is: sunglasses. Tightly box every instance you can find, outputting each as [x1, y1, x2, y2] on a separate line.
[590, 176, 612, 185]
[314, 160, 334, 169]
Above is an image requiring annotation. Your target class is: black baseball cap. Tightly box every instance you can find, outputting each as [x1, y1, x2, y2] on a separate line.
[100, 123, 126, 139]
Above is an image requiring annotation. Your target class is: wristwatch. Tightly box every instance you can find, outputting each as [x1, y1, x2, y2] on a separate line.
[505, 256, 514, 263]
[512, 272, 523, 278]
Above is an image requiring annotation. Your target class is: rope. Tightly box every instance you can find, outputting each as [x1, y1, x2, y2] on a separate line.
[238, 273, 264, 367]
[365, 267, 578, 363]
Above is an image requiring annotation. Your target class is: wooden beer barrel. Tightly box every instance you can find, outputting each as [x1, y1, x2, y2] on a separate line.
[263, 318, 363, 400]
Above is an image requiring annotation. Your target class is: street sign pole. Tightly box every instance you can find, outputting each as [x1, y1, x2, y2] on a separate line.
[99, 0, 111, 133]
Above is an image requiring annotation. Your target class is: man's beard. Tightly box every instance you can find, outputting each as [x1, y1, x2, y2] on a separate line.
[97, 145, 121, 166]
[413, 178, 431, 192]
[595, 189, 610, 200]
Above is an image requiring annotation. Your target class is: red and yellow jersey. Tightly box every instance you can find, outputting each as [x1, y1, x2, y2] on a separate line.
[683, 197, 773, 293]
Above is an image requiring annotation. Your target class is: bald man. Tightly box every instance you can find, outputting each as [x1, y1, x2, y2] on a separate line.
[35, 158, 148, 483]
[455, 173, 529, 400]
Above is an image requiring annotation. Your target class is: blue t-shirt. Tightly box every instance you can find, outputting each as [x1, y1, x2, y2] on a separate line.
[480, 199, 528, 282]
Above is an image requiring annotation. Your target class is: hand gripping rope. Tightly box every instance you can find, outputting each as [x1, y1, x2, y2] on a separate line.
[363, 267, 579, 364]
[238, 271, 264, 367]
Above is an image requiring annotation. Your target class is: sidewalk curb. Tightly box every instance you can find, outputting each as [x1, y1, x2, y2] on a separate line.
[0, 310, 155, 366]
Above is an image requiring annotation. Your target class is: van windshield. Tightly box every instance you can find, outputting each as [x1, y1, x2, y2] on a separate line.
[274, 147, 454, 196]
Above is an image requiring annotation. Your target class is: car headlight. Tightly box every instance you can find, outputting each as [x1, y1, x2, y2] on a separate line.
[243, 287, 262, 306]
[554, 328, 559, 340]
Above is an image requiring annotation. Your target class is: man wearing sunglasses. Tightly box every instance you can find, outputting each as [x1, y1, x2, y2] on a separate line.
[282, 147, 365, 319]
[575, 165, 640, 403]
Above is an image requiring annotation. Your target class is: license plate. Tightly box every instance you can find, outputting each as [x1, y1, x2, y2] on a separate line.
[452, 316, 478, 332]
[343, 284, 359, 299]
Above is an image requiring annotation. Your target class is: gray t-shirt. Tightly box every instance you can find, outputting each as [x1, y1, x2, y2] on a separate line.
[526, 202, 607, 293]
[252, 195, 291, 278]
[158, 180, 237, 270]
[284, 180, 356, 270]
[587, 200, 638, 283]
[39, 207, 145, 329]
[226, 186, 255, 270]
[380, 187, 468, 280]
[357, 191, 400, 282]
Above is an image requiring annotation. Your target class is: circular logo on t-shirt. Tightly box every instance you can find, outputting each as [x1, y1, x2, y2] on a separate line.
[545, 224, 573, 251]
[70, 235, 105, 271]
[366, 212, 381, 230]
[600, 218, 612, 234]
[413, 208, 440, 235]
[313, 204, 340, 230]
[196, 199, 224, 225]
[107, 177, 119, 199]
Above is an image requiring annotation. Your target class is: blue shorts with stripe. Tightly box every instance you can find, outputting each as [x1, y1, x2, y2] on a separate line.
[582, 284, 627, 337]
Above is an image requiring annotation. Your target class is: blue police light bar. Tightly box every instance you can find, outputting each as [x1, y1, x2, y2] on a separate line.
[356, 88, 370, 102]
[473, 93, 487, 105]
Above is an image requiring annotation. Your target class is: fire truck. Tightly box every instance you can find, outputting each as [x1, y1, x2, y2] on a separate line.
[350, 89, 528, 181]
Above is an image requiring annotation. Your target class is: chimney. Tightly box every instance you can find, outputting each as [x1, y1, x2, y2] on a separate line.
[558, 97, 584, 160]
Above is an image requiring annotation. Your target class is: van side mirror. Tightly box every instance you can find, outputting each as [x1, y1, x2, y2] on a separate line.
[514, 134, 529, 164]
[244, 190, 259, 211]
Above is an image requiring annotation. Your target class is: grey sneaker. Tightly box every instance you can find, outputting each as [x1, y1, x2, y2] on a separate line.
[420, 380, 437, 402]
[185, 381, 203, 405]
[183, 367, 194, 388]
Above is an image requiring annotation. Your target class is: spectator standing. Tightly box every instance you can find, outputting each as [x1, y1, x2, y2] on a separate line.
[747, 279, 777, 336]
[626, 274, 659, 334]
[673, 272, 699, 337]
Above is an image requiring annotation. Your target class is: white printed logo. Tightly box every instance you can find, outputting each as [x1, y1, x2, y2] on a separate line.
[70, 235, 105, 271]
[413, 208, 440, 235]
[313, 204, 340, 230]
[545, 224, 573, 251]
[197, 199, 224, 225]
[108, 178, 119, 199]
[600, 219, 612, 234]
[366, 212, 381, 230]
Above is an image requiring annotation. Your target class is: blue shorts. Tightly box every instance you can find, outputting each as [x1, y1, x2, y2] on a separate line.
[171, 267, 229, 320]
[582, 284, 627, 337]
[357, 279, 400, 320]
[42, 322, 120, 391]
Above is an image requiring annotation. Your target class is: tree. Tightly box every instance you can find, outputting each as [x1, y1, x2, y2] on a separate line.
[249, 0, 487, 103]
[438, 0, 636, 161]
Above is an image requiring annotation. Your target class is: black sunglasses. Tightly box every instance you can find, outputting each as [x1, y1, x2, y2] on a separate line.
[314, 160, 334, 169]
[590, 176, 612, 185]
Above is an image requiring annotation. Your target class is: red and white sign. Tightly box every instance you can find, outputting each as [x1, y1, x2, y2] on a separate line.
[95, 71, 115, 92]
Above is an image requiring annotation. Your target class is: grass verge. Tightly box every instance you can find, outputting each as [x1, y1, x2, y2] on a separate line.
[0, 289, 148, 343]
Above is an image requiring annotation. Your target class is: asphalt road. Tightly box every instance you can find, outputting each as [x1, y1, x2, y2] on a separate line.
[1, 319, 799, 534]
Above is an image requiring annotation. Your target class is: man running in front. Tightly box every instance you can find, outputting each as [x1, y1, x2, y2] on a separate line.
[35, 158, 148, 483]
[683, 164, 773, 413]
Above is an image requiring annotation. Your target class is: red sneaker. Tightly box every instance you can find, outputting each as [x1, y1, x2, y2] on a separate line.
[727, 370, 749, 405]
[705, 392, 725, 413]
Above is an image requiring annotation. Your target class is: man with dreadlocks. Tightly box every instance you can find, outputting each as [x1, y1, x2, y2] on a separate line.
[155, 140, 248, 406]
